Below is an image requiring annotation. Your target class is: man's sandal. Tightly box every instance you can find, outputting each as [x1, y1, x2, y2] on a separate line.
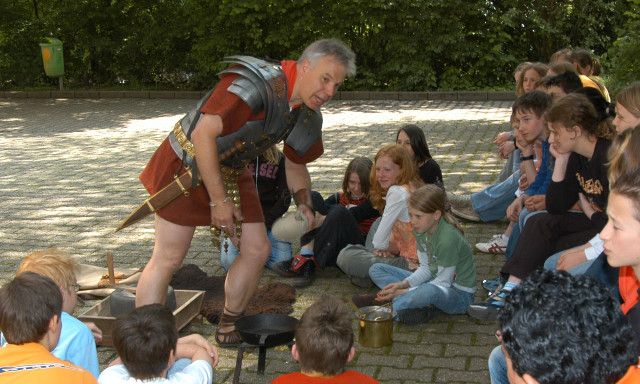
[215, 307, 244, 347]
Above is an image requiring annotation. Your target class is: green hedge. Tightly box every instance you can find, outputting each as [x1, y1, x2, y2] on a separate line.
[0, 0, 632, 92]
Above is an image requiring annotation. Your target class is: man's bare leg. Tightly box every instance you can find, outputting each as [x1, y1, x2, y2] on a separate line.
[217, 222, 269, 341]
[136, 215, 196, 307]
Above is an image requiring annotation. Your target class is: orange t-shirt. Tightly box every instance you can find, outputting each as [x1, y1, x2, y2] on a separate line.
[619, 266, 640, 315]
[616, 359, 640, 383]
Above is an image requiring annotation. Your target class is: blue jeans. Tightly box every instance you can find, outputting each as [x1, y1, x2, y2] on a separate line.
[543, 250, 595, 275]
[167, 358, 192, 377]
[470, 171, 519, 222]
[488, 346, 508, 384]
[368, 264, 474, 315]
[220, 229, 292, 271]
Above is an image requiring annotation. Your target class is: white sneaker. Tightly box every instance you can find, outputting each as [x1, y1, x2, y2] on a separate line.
[475, 234, 508, 254]
[446, 191, 472, 210]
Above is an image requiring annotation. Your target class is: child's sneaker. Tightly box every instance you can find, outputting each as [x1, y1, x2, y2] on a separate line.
[451, 205, 482, 222]
[397, 305, 439, 325]
[475, 234, 508, 254]
[446, 192, 472, 210]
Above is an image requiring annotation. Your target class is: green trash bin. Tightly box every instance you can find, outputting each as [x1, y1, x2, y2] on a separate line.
[39, 38, 64, 77]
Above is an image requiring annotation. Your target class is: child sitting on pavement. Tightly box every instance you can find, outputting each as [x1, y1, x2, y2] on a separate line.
[273, 156, 379, 288]
[1, 248, 101, 378]
[368, 184, 476, 325]
[468, 92, 616, 322]
[0, 272, 97, 383]
[495, 269, 639, 384]
[271, 295, 379, 383]
[98, 304, 218, 384]
[336, 145, 423, 288]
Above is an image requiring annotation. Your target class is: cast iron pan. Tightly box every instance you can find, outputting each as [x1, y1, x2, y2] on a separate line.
[234, 314, 298, 347]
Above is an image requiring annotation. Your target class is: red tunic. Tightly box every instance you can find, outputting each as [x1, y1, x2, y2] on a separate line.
[139, 60, 322, 226]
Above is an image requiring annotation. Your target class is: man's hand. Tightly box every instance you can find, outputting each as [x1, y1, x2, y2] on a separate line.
[297, 203, 316, 231]
[210, 200, 243, 246]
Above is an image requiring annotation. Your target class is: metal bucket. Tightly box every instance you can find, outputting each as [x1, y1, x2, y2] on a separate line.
[356, 305, 395, 348]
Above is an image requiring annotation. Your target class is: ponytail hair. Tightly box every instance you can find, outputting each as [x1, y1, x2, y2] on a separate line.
[570, 49, 601, 76]
[408, 184, 464, 235]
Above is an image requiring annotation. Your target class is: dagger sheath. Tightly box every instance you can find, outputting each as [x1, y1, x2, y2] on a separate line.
[116, 140, 245, 232]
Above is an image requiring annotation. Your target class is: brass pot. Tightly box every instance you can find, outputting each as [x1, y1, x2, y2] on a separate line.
[356, 305, 395, 348]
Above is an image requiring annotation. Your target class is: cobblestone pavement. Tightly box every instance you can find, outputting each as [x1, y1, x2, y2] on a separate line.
[0, 98, 513, 383]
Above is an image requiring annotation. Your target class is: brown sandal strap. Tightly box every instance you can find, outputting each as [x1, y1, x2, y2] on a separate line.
[216, 309, 244, 347]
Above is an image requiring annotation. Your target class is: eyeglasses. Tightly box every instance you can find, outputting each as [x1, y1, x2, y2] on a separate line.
[71, 283, 81, 292]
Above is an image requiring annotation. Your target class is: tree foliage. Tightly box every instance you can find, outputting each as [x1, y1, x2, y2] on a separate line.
[0, 0, 630, 91]
[606, 0, 640, 94]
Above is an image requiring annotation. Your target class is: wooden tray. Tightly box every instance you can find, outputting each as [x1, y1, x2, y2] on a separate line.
[79, 289, 204, 346]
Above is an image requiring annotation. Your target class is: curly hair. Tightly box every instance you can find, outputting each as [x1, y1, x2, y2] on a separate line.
[498, 269, 638, 384]
[544, 93, 613, 139]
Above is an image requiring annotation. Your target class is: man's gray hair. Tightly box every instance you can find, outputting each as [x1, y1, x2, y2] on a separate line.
[298, 39, 356, 78]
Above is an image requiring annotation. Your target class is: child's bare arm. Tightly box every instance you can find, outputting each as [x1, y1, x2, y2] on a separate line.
[175, 334, 218, 368]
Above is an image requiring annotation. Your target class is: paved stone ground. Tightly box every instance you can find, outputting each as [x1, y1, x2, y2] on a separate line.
[0, 98, 513, 383]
